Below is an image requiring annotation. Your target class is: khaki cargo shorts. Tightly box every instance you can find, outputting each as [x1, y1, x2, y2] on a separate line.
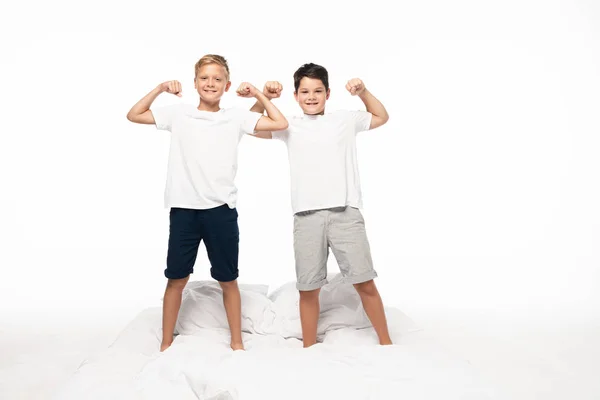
[293, 206, 377, 291]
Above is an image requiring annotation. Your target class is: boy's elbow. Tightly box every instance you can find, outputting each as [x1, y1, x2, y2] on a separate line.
[277, 121, 289, 130]
[370, 114, 389, 130]
[127, 112, 145, 124]
[378, 114, 390, 126]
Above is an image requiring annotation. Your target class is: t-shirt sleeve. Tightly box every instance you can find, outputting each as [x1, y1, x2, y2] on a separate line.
[240, 110, 264, 135]
[152, 104, 181, 132]
[349, 110, 373, 134]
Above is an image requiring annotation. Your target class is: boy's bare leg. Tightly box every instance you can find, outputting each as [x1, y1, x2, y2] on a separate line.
[219, 280, 244, 350]
[354, 280, 393, 345]
[299, 288, 321, 347]
[161, 276, 190, 351]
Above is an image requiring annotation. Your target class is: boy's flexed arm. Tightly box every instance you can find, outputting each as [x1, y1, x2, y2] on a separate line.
[347, 78, 389, 129]
[248, 81, 283, 139]
[126, 81, 182, 124]
[249, 81, 282, 114]
[237, 82, 287, 133]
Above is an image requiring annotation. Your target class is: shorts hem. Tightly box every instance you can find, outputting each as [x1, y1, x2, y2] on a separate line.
[343, 270, 378, 285]
[211, 273, 239, 283]
[164, 271, 192, 280]
[296, 279, 328, 291]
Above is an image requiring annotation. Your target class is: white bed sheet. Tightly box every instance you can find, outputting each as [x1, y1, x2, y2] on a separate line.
[52, 307, 502, 400]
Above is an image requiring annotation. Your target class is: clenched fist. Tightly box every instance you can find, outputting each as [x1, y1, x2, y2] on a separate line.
[160, 80, 182, 97]
[346, 78, 366, 96]
[263, 81, 282, 99]
[236, 82, 259, 98]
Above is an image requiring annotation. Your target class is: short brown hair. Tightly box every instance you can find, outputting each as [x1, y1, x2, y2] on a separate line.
[294, 63, 329, 92]
[194, 54, 230, 80]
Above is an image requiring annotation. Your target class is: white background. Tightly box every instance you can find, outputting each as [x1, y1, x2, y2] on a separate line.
[1, 0, 599, 328]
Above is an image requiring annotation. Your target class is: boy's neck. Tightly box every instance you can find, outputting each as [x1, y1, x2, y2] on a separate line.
[197, 101, 221, 112]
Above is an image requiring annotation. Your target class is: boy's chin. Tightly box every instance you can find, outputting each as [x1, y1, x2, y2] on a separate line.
[302, 108, 325, 115]
[199, 94, 223, 102]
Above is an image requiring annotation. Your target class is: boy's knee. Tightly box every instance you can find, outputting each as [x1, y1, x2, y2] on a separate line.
[218, 279, 238, 293]
[299, 288, 320, 300]
[353, 279, 377, 296]
[167, 276, 190, 291]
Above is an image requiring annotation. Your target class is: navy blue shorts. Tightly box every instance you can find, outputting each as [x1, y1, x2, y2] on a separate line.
[165, 205, 239, 281]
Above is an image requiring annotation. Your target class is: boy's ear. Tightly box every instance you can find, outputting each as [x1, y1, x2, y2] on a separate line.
[193, 78, 197, 89]
[225, 81, 231, 92]
[294, 91, 298, 102]
[326, 88, 331, 100]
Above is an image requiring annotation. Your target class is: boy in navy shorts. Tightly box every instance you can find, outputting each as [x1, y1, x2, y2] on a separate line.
[126, 54, 288, 351]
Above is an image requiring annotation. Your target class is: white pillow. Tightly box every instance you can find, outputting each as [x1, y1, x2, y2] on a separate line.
[318, 273, 372, 332]
[319, 275, 422, 336]
[175, 280, 275, 335]
[322, 307, 423, 345]
[267, 281, 301, 337]
[184, 280, 270, 297]
[383, 307, 422, 335]
[268, 273, 372, 339]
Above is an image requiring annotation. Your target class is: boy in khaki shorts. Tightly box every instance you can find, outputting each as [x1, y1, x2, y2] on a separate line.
[251, 63, 392, 347]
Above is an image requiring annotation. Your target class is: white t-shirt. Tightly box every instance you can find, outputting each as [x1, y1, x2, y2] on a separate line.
[272, 110, 372, 214]
[152, 104, 262, 209]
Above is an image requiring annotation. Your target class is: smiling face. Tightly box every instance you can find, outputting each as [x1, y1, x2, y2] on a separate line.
[292, 63, 330, 115]
[294, 77, 330, 115]
[194, 63, 231, 103]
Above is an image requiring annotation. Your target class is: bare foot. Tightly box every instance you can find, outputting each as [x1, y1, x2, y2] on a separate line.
[230, 341, 245, 351]
[379, 340, 393, 346]
[160, 341, 172, 352]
